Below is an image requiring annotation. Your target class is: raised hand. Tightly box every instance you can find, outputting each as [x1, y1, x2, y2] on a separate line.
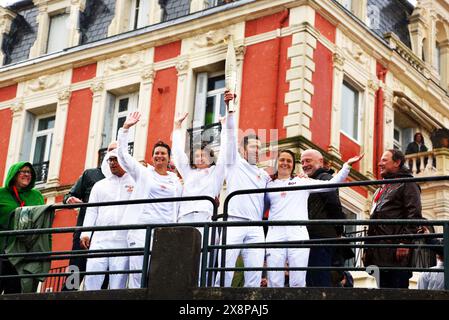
[174, 112, 188, 129]
[224, 90, 236, 110]
[123, 111, 141, 129]
[346, 153, 364, 166]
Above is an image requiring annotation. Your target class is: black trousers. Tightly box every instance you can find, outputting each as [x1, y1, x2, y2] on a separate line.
[379, 270, 412, 288]
[0, 257, 21, 294]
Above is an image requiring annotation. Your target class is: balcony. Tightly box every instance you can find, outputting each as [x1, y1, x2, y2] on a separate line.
[97, 142, 134, 167]
[405, 151, 436, 176]
[32, 161, 49, 184]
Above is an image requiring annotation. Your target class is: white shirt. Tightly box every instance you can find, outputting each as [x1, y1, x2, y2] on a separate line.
[117, 128, 182, 226]
[172, 129, 226, 219]
[266, 164, 351, 221]
[81, 172, 135, 242]
[418, 261, 445, 290]
[224, 113, 271, 221]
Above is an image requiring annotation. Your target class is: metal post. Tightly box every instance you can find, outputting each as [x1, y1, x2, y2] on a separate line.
[444, 223, 449, 290]
[140, 226, 153, 288]
[200, 224, 210, 287]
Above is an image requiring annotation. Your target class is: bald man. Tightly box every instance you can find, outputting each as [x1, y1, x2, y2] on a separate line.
[301, 149, 346, 287]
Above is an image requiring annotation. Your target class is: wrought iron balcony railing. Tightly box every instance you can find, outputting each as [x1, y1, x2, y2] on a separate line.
[32, 161, 49, 184]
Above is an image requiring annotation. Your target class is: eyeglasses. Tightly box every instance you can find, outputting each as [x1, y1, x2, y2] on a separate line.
[18, 170, 32, 176]
[107, 157, 119, 164]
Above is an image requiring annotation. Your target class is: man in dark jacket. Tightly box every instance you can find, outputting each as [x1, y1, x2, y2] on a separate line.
[61, 141, 116, 290]
[301, 149, 346, 287]
[363, 149, 422, 288]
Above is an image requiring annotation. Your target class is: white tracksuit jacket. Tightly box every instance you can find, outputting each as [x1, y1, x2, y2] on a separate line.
[82, 150, 135, 290]
[172, 128, 226, 222]
[117, 127, 182, 288]
[265, 164, 351, 287]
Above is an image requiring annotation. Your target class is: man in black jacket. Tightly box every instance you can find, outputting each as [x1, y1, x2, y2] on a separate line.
[363, 149, 422, 288]
[301, 149, 346, 287]
[61, 142, 116, 290]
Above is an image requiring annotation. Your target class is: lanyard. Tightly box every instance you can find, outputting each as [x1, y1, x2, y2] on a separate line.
[373, 184, 390, 204]
[12, 186, 25, 207]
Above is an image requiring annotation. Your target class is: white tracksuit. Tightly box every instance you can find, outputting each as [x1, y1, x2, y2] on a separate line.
[82, 151, 135, 290]
[117, 128, 182, 289]
[215, 113, 270, 288]
[265, 164, 351, 287]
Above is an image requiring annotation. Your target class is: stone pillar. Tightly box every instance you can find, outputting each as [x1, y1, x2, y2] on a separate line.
[408, 7, 427, 59]
[29, 4, 49, 58]
[149, 0, 163, 25]
[439, 40, 449, 89]
[68, 0, 86, 47]
[5, 101, 25, 173]
[362, 79, 378, 179]
[383, 89, 394, 150]
[328, 51, 345, 158]
[147, 227, 201, 299]
[174, 58, 191, 132]
[108, 0, 129, 36]
[84, 80, 106, 169]
[190, 0, 207, 13]
[46, 88, 71, 188]
[284, 7, 318, 140]
[133, 67, 155, 162]
[0, 7, 16, 66]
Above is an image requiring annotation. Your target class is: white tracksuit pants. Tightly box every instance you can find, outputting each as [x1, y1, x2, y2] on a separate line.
[84, 240, 129, 290]
[266, 225, 310, 287]
[127, 229, 153, 289]
[215, 217, 265, 287]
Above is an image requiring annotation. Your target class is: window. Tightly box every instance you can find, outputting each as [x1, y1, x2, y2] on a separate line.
[99, 93, 138, 165]
[129, 0, 150, 30]
[30, 115, 55, 183]
[47, 13, 70, 54]
[112, 94, 139, 141]
[393, 125, 413, 153]
[340, 81, 360, 141]
[193, 72, 226, 127]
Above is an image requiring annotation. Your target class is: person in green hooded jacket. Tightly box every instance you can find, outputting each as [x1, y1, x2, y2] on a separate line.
[0, 161, 44, 294]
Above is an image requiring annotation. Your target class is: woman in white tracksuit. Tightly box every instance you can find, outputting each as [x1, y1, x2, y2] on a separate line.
[265, 149, 363, 287]
[117, 111, 182, 289]
[172, 113, 227, 233]
[81, 149, 135, 290]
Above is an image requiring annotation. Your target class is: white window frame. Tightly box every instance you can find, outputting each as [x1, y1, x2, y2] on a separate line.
[129, 0, 150, 30]
[339, 0, 353, 11]
[46, 13, 70, 54]
[393, 126, 402, 150]
[340, 80, 362, 143]
[112, 93, 139, 142]
[193, 71, 226, 127]
[30, 114, 56, 165]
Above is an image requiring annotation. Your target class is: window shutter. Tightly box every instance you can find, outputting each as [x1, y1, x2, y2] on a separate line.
[19, 112, 36, 161]
[193, 72, 208, 128]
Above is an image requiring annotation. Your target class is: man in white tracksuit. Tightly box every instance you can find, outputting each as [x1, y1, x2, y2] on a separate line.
[80, 149, 135, 290]
[215, 92, 270, 287]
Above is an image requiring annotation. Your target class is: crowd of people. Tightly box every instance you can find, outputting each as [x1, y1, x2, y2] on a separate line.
[0, 93, 445, 293]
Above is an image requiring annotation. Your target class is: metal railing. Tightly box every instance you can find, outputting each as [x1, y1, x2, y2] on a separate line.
[0, 195, 218, 293]
[1, 175, 449, 293]
[32, 161, 49, 183]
